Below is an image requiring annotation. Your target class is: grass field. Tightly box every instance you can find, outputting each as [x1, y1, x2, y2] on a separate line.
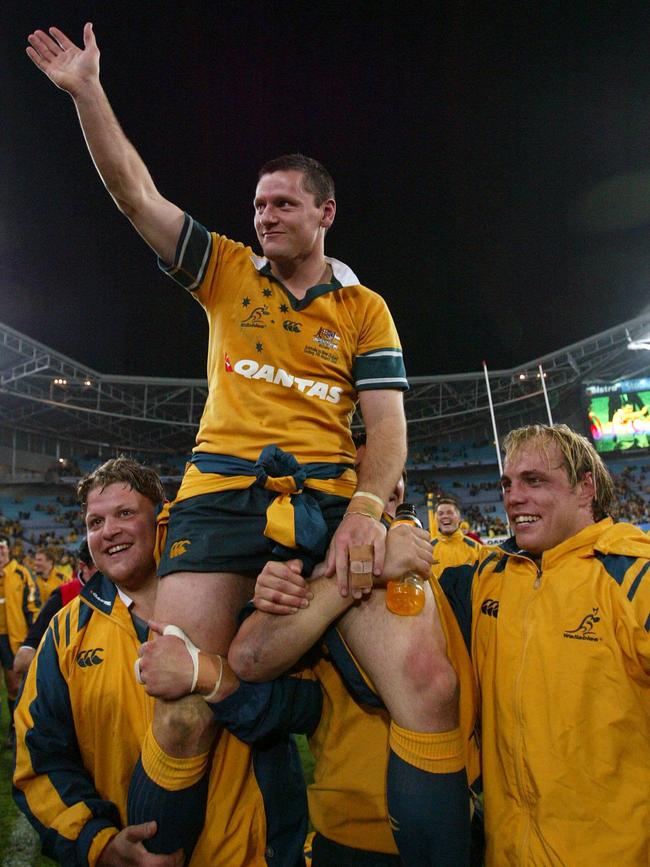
[0, 681, 53, 867]
[0, 678, 315, 864]
[296, 733, 315, 787]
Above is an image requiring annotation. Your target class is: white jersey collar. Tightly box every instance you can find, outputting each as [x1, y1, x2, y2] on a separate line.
[250, 254, 360, 288]
[116, 586, 134, 610]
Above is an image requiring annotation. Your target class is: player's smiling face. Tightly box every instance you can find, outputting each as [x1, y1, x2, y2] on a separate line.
[85, 483, 156, 591]
[501, 440, 594, 556]
[254, 170, 334, 264]
[437, 503, 460, 535]
[0, 542, 9, 569]
[33, 552, 53, 577]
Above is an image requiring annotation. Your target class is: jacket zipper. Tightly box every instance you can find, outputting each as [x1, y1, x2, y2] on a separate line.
[513, 563, 542, 862]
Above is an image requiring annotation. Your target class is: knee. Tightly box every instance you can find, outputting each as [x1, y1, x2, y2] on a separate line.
[153, 694, 216, 756]
[402, 645, 459, 726]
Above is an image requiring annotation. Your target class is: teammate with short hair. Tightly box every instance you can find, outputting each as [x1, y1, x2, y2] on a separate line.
[26, 22, 407, 854]
[439, 423, 650, 865]
[431, 498, 482, 576]
[14, 458, 311, 866]
[32, 547, 68, 607]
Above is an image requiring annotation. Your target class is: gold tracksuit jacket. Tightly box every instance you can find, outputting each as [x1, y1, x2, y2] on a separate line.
[13, 572, 313, 867]
[441, 518, 650, 866]
[431, 528, 483, 576]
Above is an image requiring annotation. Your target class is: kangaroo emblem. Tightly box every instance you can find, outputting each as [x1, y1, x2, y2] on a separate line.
[242, 305, 270, 325]
[565, 608, 600, 636]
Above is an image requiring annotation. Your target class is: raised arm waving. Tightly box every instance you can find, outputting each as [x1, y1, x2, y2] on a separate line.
[26, 23, 184, 264]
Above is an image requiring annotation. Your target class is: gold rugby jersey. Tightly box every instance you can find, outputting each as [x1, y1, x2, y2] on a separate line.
[35, 566, 67, 608]
[161, 215, 407, 465]
[0, 558, 38, 653]
[431, 529, 482, 579]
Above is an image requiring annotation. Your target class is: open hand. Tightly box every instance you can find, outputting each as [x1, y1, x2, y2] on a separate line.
[27, 23, 100, 97]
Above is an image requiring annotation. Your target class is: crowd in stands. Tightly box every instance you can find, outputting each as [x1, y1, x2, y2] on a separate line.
[69, 453, 186, 480]
[609, 464, 650, 525]
[408, 438, 495, 467]
[408, 455, 650, 537]
[0, 490, 86, 568]
[0, 451, 648, 560]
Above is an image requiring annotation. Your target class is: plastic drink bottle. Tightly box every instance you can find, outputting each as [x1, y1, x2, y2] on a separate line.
[386, 503, 426, 615]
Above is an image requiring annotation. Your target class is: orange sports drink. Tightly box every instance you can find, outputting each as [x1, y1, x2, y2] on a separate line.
[385, 503, 426, 616]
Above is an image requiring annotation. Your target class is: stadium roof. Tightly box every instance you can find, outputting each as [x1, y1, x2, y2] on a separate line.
[0, 309, 649, 455]
[405, 306, 650, 441]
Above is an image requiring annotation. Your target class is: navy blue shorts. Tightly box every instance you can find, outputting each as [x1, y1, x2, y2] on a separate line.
[158, 486, 348, 577]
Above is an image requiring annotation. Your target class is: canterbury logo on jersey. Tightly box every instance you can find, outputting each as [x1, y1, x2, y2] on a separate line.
[77, 648, 104, 667]
[169, 539, 191, 558]
[282, 320, 302, 332]
[231, 359, 342, 403]
[563, 608, 601, 642]
[481, 599, 499, 618]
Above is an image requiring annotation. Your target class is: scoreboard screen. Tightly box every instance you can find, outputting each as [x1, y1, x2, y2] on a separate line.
[586, 378, 650, 454]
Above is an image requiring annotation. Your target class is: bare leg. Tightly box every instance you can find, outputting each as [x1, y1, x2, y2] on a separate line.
[338, 583, 458, 731]
[128, 571, 255, 858]
[149, 571, 255, 754]
[154, 571, 254, 653]
[338, 585, 469, 867]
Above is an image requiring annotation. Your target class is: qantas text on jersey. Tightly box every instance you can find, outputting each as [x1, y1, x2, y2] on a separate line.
[232, 359, 343, 403]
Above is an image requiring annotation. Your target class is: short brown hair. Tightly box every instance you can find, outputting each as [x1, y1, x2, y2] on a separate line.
[258, 154, 335, 206]
[35, 547, 55, 564]
[502, 424, 614, 521]
[436, 498, 460, 512]
[77, 457, 164, 512]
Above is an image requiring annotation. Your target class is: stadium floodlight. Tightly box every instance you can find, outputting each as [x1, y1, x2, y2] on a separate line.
[626, 328, 650, 351]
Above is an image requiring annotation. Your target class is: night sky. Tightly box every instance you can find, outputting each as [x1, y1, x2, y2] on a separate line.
[4, 1, 650, 380]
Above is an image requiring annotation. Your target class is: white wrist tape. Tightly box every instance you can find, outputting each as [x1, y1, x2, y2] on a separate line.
[351, 490, 385, 508]
[163, 624, 201, 693]
[163, 624, 224, 701]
